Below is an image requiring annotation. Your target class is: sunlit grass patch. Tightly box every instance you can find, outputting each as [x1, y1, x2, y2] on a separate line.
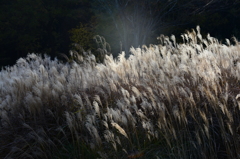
[1, 26, 240, 159]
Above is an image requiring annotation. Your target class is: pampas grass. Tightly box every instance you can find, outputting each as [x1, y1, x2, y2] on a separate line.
[1, 26, 240, 158]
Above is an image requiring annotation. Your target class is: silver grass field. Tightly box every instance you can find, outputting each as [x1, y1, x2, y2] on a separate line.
[1, 27, 240, 159]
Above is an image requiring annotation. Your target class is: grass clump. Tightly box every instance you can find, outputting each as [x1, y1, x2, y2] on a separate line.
[1, 26, 240, 159]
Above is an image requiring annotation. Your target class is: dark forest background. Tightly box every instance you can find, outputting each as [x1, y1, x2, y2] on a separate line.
[1, 0, 240, 67]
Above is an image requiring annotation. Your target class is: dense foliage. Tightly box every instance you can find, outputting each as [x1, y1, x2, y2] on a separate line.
[0, 0, 94, 66]
[1, 0, 240, 67]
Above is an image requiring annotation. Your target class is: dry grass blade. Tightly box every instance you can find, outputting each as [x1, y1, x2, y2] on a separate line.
[111, 122, 129, 139]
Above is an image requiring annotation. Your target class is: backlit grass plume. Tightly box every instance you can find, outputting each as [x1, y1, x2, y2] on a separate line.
[1, 26, 240, 159]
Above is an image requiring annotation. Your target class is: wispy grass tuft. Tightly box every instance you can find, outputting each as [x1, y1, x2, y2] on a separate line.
[1, 26, 240, 158]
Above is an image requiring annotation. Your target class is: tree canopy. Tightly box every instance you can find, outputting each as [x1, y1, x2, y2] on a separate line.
[1, 0, 240, 67]
[0, 0, 94, 66]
